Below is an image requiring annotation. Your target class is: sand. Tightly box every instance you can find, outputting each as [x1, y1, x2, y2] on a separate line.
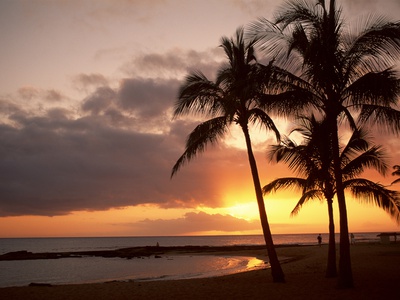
[1, 242, 399, 300]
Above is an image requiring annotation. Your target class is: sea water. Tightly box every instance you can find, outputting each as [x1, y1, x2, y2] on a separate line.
[0, 255, 263, 287]
[0, 233, 380, 287]
[0, 233, 380, 254]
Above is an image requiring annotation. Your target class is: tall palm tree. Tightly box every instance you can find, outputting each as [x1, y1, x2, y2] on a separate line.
[263, 116, 400, 278]
[171, 27, 285, 282]
[249, 0, 400, 287]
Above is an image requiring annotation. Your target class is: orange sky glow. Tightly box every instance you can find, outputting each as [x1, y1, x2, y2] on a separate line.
[1, 184, 398, 237]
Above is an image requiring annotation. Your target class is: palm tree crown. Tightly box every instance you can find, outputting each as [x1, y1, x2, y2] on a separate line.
[251, 0, 400, 129]
[264, 116, 400, 278]
[265, 118, 400, 222]
[171, 27, 279, 177]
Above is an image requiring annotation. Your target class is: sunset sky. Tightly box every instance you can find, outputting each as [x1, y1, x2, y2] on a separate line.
[1, 0, 400, 238]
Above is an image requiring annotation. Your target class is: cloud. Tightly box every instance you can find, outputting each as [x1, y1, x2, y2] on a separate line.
[73, 73, 109, 90]
[126, 211, 260, 235]
[0, 115, 168, 216]
[18, 86, 40, 100]
[122, 48, 224, 80]
[0, 107, 255, 216]
[2, 30, 397, 220]
[117, 77, 179, 118]
[44, 90, 65, 102]
[81, 86, 116, 115]
[0, 58, 262, 217]
[17, 87, 65, 103]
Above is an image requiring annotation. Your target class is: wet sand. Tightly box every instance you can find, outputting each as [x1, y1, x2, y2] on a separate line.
[1, 242, 399, 300]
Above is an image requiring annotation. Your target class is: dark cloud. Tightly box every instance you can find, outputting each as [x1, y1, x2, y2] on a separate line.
[127, 211, 260, 235]
[46, 108, 74, 120]
[0, 113, 175, 216]
[44, 90, 65, 102]
[81, 86, 116, 115]
[0, 99, 23, 118]
[0, 47, 260, 217]
[0, 70, 259, 217]
[0, 107, 254, 216]
[117, 77, 179, 118]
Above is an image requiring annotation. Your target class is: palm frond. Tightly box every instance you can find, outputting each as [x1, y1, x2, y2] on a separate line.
[392, 165, 400, 176]
[274, 0, 324, 31]
[262, 177, 307, 195]
[358, 104, 400, 134]
[345, 178, 400, 223]
[248, 108, 280, 142]
[345, 17, 400, 73]
[174, 71, 223, 118]
[342, 146, 388, 180]
[392, 178, 400, 185]
[340, 128, 369, 159]
[344, 69, 400, 107]
[171, 117, 228, 177]
[391, 164, 400, 185]
[290, 189, 325, 216]
[259, 90, 317, 117]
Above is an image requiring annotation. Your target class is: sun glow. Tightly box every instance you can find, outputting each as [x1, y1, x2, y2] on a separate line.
[224, 202, 259, 221]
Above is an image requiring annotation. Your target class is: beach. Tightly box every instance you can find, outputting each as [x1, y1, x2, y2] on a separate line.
[1, 242, 399, 300]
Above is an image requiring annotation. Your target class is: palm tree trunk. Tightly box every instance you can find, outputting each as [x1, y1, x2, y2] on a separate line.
[326, 198, 337, 277]
[331, 123, 353, 288]
[242, 126, 285, 283]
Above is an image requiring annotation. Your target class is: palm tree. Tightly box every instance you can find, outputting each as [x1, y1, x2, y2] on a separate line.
[263, 116, 400, 278]
[171, 27, 285, 282]
[249, 0, 400, 287]
[392, 165, 400, 185]
[265, 115, 337, 278]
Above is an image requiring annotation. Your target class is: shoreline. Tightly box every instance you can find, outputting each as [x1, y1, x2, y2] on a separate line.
[0, 244, 271, 261]
[1, 242, 399, 299]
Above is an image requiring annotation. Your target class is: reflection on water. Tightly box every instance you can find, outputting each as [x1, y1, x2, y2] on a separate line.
[0, 255, 266, 288]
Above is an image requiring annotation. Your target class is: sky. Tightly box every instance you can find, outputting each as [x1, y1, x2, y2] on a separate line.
[1, 0, 400, 238]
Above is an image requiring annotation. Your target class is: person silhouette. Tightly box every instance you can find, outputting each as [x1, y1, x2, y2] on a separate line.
[317, 234, 322, 247]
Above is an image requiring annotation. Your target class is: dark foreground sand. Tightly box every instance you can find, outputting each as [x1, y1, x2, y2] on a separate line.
[1, 242, 399, 300]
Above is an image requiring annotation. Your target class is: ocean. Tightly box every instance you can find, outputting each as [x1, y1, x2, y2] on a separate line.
[0, 233, 380, 287]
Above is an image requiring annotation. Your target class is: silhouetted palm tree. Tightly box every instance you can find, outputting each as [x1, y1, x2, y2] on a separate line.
[263, 116, 400, 278]
[392, 165, 400, 185]
[250, 0, 400, 287]
[264, 115, 337, 277]
[171, 27, 285, 282]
